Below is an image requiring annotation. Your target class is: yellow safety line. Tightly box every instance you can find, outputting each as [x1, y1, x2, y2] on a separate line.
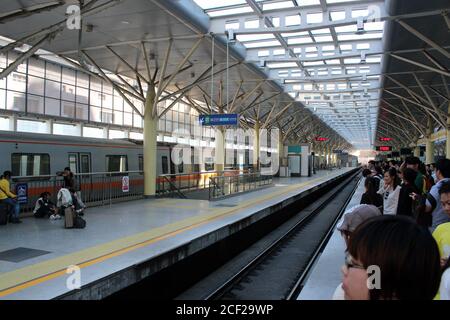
[0, 170, 346, 297]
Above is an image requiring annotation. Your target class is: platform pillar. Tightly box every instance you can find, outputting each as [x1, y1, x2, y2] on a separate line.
[214, 127, 225, 172]
[446, 102, 450, 159]
[278, 131, 284, 172]
[425, 116, 434, 165]
[143, 84, 158, 197]
[253, 121, 260, 170]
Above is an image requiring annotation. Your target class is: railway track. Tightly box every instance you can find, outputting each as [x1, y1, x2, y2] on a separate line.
[178, 171, 360, 300]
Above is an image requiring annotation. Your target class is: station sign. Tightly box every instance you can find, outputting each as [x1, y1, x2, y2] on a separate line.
[199, 114, 238, 126]
[333, 150, 343, 154]
[379, 137, 392, 141]
[376, 146, 392, 152]
[315, 137, 328, 141]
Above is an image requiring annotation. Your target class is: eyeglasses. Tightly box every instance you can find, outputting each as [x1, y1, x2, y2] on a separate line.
[345, 252, 365, 270]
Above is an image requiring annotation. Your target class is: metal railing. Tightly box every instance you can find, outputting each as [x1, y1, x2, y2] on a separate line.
[10, 171, 144, 214]
[157, 169, 248, 198]
[209, 172, 273, 200]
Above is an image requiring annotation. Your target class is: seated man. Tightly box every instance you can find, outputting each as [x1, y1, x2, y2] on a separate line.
[0, 171, 21, 223]
[33, 192, 60, 219]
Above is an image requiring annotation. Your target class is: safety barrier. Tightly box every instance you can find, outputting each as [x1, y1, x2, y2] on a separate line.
[209, 172, 273, 200]
[10, 171, 144, 214]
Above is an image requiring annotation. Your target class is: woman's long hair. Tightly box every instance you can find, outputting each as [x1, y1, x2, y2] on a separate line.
[364, 177, 380, 205]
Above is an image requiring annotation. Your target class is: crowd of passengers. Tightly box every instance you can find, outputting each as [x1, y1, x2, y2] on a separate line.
[0, 167, 85, 224]
[336, 157, 450, 300]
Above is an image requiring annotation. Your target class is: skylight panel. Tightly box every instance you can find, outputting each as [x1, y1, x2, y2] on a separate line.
[299, 0, 321, 5]
[311, 28, 331, 35]
[288, 36, 313, 44]
[244, 39, 282, 48]
[285, 14, 301, 26]
[245, 19, 260, 28]
[267, 62, 298, 69]
[325, 59, 340, 65]
[263, 1, 294, 11]
[208, 6, 253, 17]
[282, 31, 309, 37]
[352, 9, 369, 18]
[337, 33, 382, 41]
[335, 24, 357, 33]
[356, 43, 370, 50]
[304, 61, 324, 66]
[364, 21, 385, 31]
[193, 0, 246, 10]
[237, 34, 275, 42]
[330, 11, 346, 21]
[307, 12, 323, 24]
[314, 35, 333, 42]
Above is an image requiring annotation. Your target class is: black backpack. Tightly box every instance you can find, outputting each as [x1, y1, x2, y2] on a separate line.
[74, 215, 86, 229]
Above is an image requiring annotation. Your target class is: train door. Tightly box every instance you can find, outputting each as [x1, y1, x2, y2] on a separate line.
[68, 152, 92, 199]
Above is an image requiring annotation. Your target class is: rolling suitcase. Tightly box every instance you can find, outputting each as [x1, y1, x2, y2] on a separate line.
[64, 207, 74, 228]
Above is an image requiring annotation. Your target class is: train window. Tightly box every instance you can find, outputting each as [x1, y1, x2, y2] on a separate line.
[68, 154, 77, 173]
[106, 155, 128, 172]
[138, 155, 143, 172]
[161, 156, 169, 174]
[11, 153, 50, 176]
[177, 163, 184, 173]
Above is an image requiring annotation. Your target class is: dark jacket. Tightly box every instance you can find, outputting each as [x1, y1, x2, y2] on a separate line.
[396, 183, 419, 218]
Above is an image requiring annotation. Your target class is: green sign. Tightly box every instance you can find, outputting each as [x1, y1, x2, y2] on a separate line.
[288, 146, 302, 154]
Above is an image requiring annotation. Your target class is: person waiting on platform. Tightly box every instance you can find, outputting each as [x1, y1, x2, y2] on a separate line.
[360, 177, 383, 210]
[57, 167, 75, 190]
[69, 188, 85, 216]
[396, 168, 420, 219]
[33, 192, 60, 219]
[342, 215, 441, 300]
[431, 181, 450, 299]
[0, 171, 21, 224]
[377, 167, 401, 215]
[332, 204, 381, 300]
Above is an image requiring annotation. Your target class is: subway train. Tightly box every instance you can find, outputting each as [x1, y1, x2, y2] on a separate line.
[0, 130, 242, 209]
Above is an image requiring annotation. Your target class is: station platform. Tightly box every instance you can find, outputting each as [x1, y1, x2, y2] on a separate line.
[0, 168, 357, 300]
[297, 175, 364, 300]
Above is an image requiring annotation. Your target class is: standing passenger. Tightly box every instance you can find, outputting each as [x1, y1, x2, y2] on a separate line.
[0, 171, 21, 223]
[397, 168, 419, 218]
[342, 215, 441, 300]
[378, 167, 401, 215]
[360, 177, 383, 210]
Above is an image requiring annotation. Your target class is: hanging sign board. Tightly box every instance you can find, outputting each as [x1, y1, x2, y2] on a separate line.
[199, 114, 238, 126]
[122, 176, 129, 193]
[333, 150, 343, 154]
[376, 146, 392, 152]
[15, 183, 28, 204]
[379, 137, 392, 141]
[315, 137, 328, 141]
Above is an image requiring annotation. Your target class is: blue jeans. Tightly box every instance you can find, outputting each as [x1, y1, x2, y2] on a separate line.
[2, 198, 20, 219]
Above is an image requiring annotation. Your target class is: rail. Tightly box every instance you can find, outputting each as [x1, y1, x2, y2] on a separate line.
[9, 171, 144, 214]
[208, 172, 273, 200]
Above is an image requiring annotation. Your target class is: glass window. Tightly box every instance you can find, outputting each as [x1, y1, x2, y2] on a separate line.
[27, 75, 44, 95]
[45, 97, 60, 116]
[158, 119, 165, 131]
[133, 113, 142, 128]
[8, 52, 26, 73]
[62, 83, 76, 101]
[7, 91, 25, 111]
[77, 72, 89, 88]
[0, 116, 9, 130]
[138, 155, 143, 172]
[76, 103, 89, 120]
[90, 90, 102, 106]
[113, 94, 123, 110]
[68, 154, 77, 173]
[103, 82, 113, 94]
[7, 72, 26, 92]
[28, 58, 45, 77]
[11, 153, 50, 176]
[17, 119, 48, 133]
[0, 89, 5, 109]
[0, 53, 6, 69]
[90, 106, 101, 122]
[0, 74, 5, 89]
[53, 123, 80, 136]
[109, 129, 126, 139]
[62, 68, 76, 85]
[103, 93, 113, 109]
[76, 86, 88, 104]
[106, 155, 128, 172]
[90, 77, 102, 91]
[101, 109, 113, 123]
[61, 101, 75, 118]
[45, 79, 61, 99]
[46, 63, 61, 81]
[113, 111, 123, 125]
[83, 126, 103, 138]
[124, 112, 133, 126]
[27, 94, 44, 114]
[161, 156, 169, 174]
[129, 132, 143, 140]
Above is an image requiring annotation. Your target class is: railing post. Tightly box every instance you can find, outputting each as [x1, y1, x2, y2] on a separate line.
[109, 173, 112, 206]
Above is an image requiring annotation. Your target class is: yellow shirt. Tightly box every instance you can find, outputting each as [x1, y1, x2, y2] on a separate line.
[0, 178, 16, 200]
[432, 222, 450, 300]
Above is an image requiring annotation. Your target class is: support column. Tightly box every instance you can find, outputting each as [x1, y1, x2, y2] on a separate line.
[446, 102, 450, 159]
[214, 127, 225, 172]
[253, 121, 260, 170]
[426, 116, 434, 165]
[144, 84, 158, 197]
[278, 130, 284, 171]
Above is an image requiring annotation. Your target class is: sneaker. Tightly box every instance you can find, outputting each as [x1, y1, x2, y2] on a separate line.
[49, 214, 56, 220]
[55, 214, 62, 220]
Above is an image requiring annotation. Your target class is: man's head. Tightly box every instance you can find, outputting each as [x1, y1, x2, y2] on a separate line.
[405, 156, 420, 172]
[439, 181, 450, 217]
[362, 169, 372, 178]
[2, 171, 12, 180]
[389, 160, 396, 167]
[435, 158, 450, 181]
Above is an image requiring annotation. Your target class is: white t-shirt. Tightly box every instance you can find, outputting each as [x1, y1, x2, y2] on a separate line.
[439, 268, 450, 300]
[332, 283, 345, 300]
[378, 184, 401, 215]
